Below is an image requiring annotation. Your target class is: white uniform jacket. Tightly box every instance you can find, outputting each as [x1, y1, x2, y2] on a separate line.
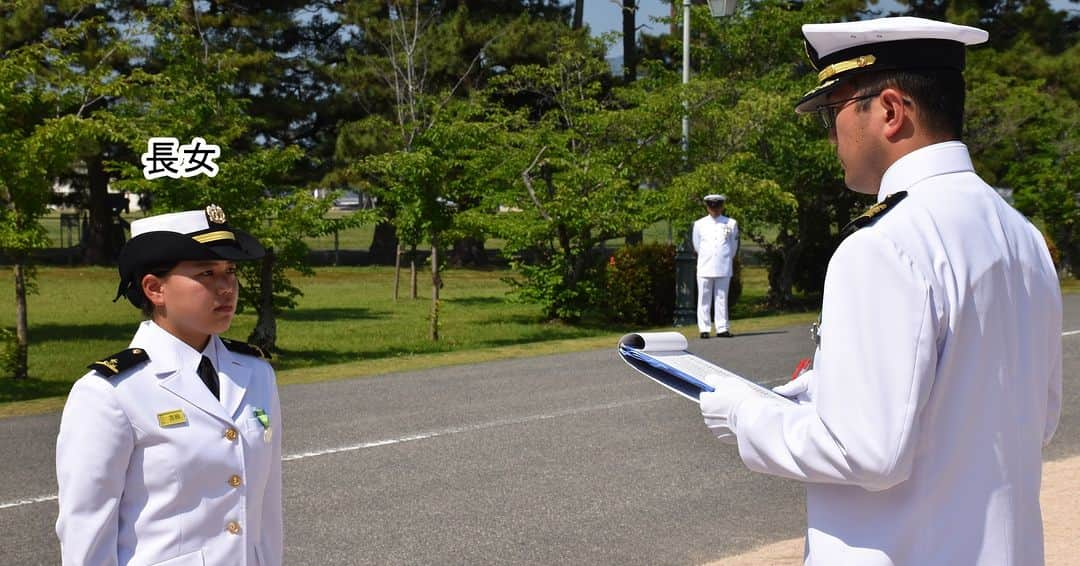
[730, 142, 1062, 565]
[693, 215, 739, 278]
[56, 321, 283, 566]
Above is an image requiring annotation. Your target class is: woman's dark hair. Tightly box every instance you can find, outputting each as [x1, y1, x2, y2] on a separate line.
[853, 68, 966, 140]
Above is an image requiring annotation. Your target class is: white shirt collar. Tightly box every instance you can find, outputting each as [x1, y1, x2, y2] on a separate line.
[130, 320, 218, 374]
[201, 333, 220, 373]
[877, 141, 975, 203]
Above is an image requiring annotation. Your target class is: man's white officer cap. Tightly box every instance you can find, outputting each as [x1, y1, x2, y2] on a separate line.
[703, 194, 726, 204]
[795, 17, 988, 113]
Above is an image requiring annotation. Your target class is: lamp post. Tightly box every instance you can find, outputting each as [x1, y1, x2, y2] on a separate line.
[674, 0, 737, 327]
[681, 0, 738, 158]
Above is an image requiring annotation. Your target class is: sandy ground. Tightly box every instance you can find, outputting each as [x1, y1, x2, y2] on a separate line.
[706, 454, 1080, 565]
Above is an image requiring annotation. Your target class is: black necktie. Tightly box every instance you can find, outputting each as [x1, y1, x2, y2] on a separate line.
[198, 356, 220, 400]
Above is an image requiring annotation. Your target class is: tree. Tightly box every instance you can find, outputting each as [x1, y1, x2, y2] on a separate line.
[334, 0, 574, 335]
[622, 0, 638, 83]
[110, 4, 364, 352]
[884, 0, 1078, 271]
[333, 0, 573, 266]
[1, 2, 167, 266]
[0, 12, 133, 378]
[965, 43, 1078, 271]
[654, 0, 859, 307]
[479, 34, 685, 320]
[336, 0, 484, 314]
[356, 101, 495, 339]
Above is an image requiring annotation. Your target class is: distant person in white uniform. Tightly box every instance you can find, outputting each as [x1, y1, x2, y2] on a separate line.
[56, 205, 283, 566]
[692, 194, 739, 339]
[698, 17, 1062, 565]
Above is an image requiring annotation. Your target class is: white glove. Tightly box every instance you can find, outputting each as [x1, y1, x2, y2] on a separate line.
[772, 369, 815, 405]
[700, 377, 758, 445]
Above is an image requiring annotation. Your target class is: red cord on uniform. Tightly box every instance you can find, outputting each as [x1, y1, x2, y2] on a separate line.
[791, 358, 812, 381]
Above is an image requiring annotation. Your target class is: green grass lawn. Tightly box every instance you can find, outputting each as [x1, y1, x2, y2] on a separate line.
[0, 263, 819, 415]
[0, 266, 611, 401]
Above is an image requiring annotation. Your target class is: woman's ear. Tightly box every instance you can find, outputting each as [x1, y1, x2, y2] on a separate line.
[142, 273, 167, 309]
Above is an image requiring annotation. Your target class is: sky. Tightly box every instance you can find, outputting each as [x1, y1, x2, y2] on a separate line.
[583, 0, 672, 56]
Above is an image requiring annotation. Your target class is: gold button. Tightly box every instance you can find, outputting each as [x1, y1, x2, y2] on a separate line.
[224, 428, 238, 441]
[226, 521, 241, 535]
[228, 474, 242, 488]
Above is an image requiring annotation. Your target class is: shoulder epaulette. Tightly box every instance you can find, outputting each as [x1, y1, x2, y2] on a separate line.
[841, 191, 908, 238]
[88, 348, 150, 377]
[220, 337, 271, 360]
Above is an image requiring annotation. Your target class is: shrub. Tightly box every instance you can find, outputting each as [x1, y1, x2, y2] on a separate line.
[508, 251, 608, 322]
[1042, 228, 1062, 273]
[605, 243, 676, 326]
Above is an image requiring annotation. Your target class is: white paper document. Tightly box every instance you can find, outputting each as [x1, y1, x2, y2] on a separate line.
[618, 331, 794, 405]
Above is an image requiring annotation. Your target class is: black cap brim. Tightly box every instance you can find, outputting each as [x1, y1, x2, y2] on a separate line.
[795, 78, 842, 113]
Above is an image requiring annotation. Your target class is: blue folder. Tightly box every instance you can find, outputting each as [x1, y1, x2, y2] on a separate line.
[619, 345, 716, 401]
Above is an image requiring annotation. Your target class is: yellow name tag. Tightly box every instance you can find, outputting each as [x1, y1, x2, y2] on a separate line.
[157, 410, 187, 427]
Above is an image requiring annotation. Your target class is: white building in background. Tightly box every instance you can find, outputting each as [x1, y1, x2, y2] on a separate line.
[51, 181, 379, 213]
[312, 188, 376, 210]
[50, 179, 144, 212]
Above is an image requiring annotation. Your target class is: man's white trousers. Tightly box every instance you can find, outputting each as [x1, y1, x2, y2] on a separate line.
[697, 276, 731, 333]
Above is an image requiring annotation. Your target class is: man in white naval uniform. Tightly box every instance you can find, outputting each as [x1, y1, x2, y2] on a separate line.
[56, 206, 283, 566]
[692, 194, 739, 338]
[699, 18, 1062, 565]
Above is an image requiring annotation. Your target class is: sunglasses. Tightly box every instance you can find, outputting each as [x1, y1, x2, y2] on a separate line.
[815, 92, 880, 130]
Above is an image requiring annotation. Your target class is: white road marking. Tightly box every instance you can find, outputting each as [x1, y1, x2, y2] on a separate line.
[282, 394, 671, 462]
[0, 394, 673, 511]
[1063, 330, 1080, 337]
[0, 494, 58, 510]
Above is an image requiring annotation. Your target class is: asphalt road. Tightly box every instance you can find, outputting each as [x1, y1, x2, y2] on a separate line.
[3, 295, 1079, 565]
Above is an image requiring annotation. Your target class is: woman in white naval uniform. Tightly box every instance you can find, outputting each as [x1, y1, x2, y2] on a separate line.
[699, 18, 1062, 566]
[56, 205, 283, 566]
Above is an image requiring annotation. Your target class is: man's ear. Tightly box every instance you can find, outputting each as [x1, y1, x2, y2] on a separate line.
[879, 88, 909, 140]
[142, 273, 167, 309]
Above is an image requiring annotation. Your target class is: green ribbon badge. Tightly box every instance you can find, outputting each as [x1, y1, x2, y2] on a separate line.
[253, 408, 270, 430]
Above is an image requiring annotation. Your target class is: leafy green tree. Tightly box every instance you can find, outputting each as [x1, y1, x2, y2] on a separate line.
[1, 1, 149, 265]
[0, 12, 135, 378]
[655, 0, 860, 307]
[332, 0, 574, 265]
[965, 44, 1078, 271]
[109, 4, 364, 352]
[335, 0, 484, 315]
[179, 0, 361, 212]
[477, 34, 685, 320]
[355, 100, 496, 339]
[888, 0, 1077, 273]
[334, 0, 576, 334]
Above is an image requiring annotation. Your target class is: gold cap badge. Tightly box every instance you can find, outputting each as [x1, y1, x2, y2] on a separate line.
[205, 204, 227, 224]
